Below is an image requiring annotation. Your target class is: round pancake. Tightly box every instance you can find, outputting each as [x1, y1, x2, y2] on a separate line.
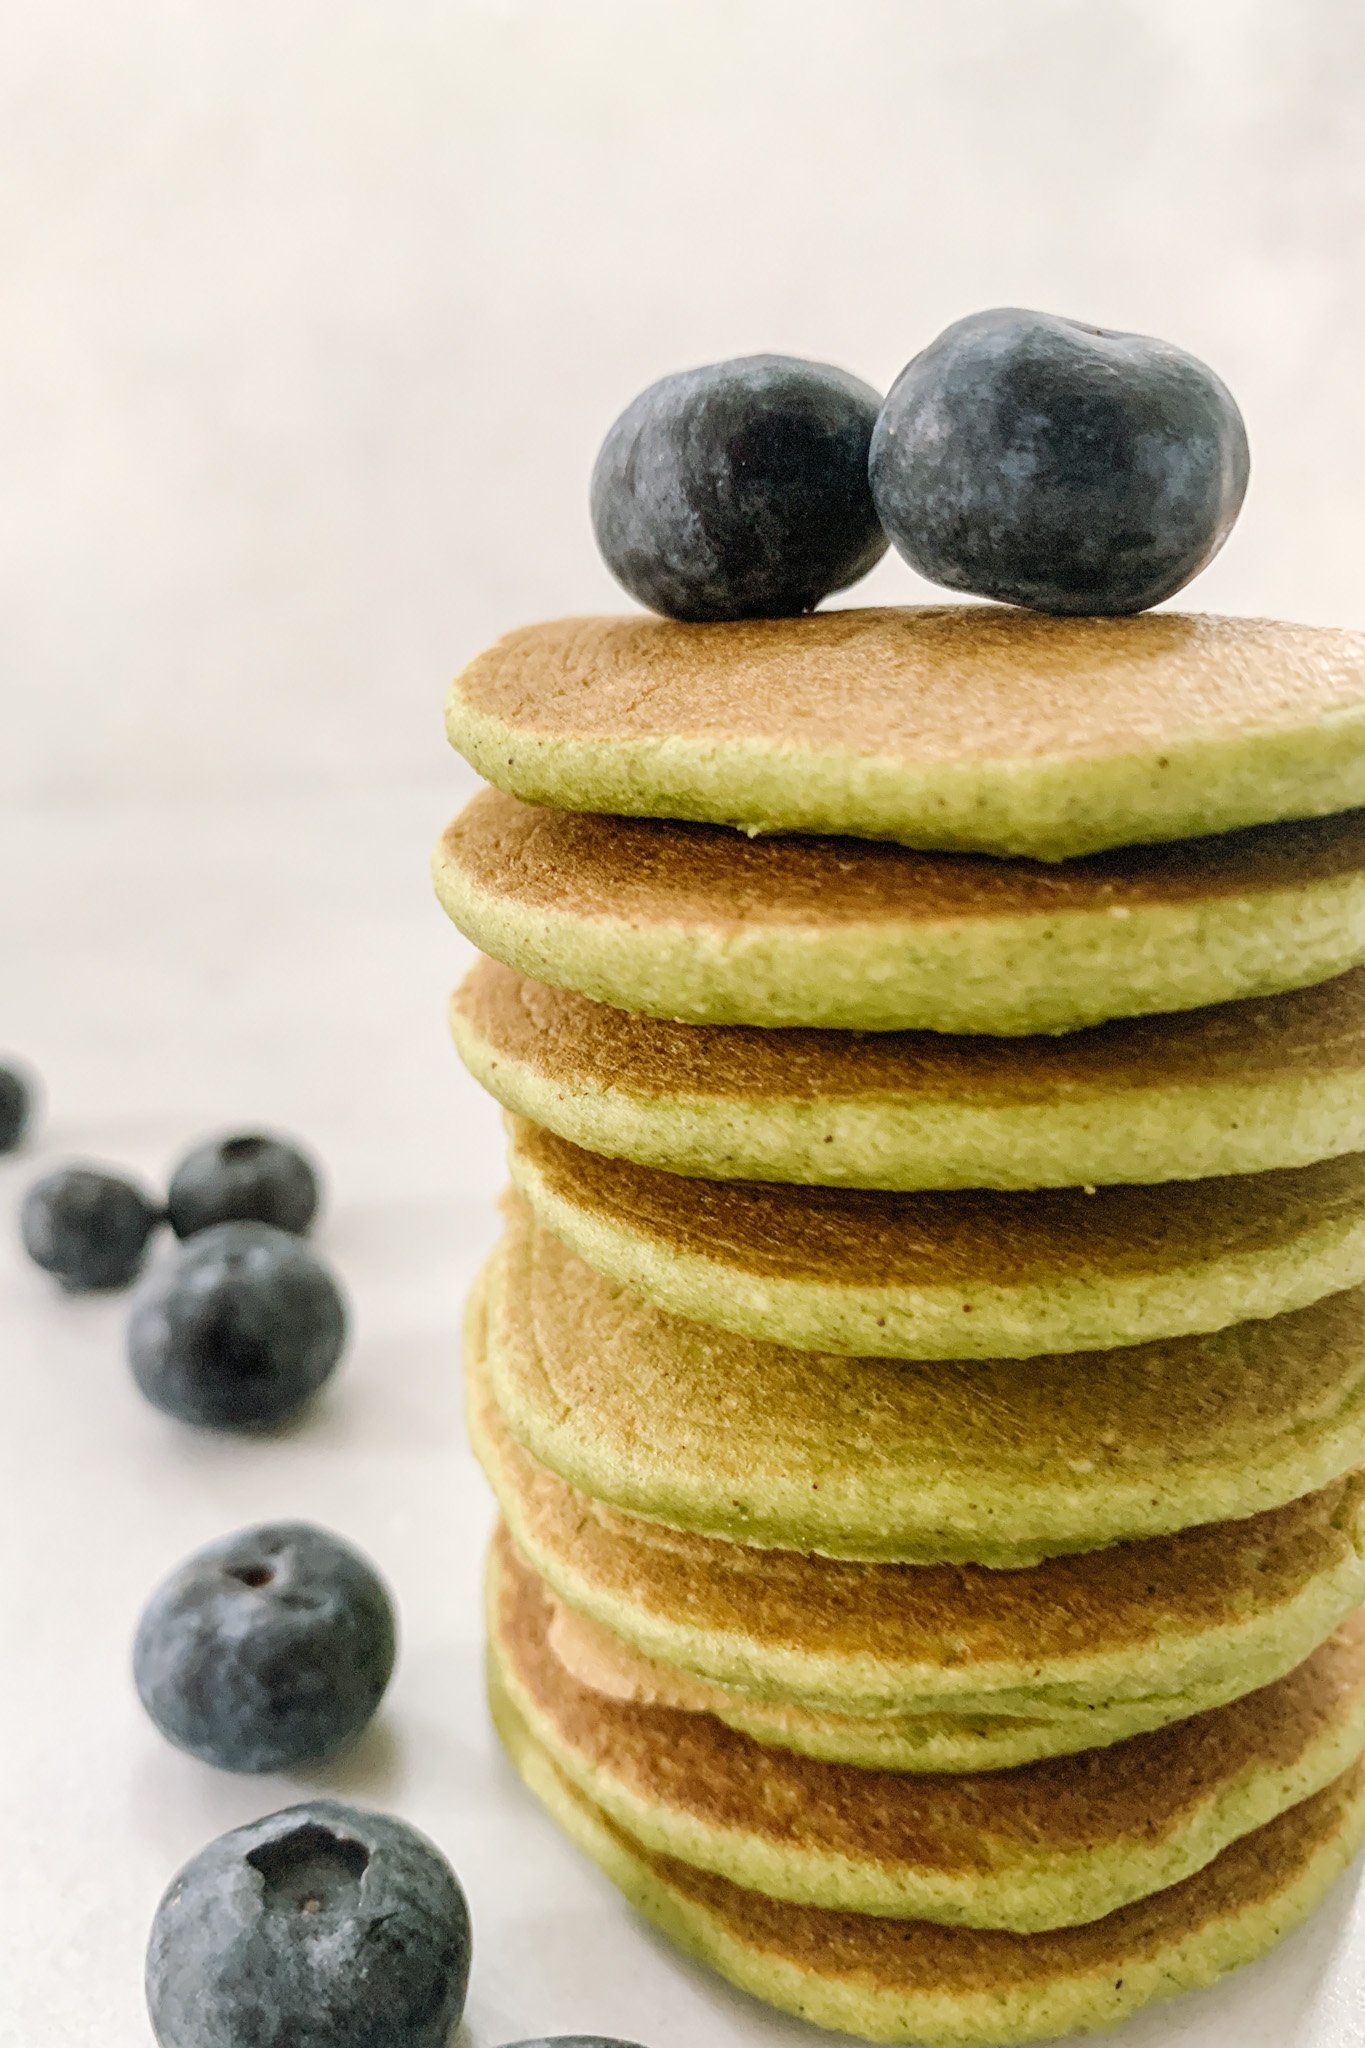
[432, 790, 1365, 1035]
[508, 1117, 1365, 1359]
[483, 1201, 1365, 1563]
[540, 1581, 1236, 1777]
[467, 1284, 1365, 1723]
[493, 1686, 1365, 2048]
[452, 958, 1365, 1190]
[540, 1591, 1250, 1774]
[489, 1529, 1365, 1932]
[446, 608, 1365, 861]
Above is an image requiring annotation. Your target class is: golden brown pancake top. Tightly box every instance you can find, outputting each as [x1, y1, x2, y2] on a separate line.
[511, 1118, 1365, 1288]
[540, 1596, 1064, 1742]
[471, 1356, 1365, 1672]
[457, 958, 1365, 1106]
[456, 609, 1365, 763]
[493, 1197, 1365, 1482]
[494, 1527, 1365, 1868]
[544, 1752, 1365, 1993]
[442, 789, 1365, 930]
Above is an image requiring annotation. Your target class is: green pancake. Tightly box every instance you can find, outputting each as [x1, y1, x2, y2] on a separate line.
[483, 1202, 1365, 1563]
[507, 1117, 1365, 1359]
[536, 1582, 1261, 1775]
[490, 1529, 1365, 1933]
[453, 958, 1365, 1191]
[446, 608, 1365, 861]
[467, 1282, 1365, 1729]
[492, 1682, 1365, 2047]
[433, 790, 1365, 1035]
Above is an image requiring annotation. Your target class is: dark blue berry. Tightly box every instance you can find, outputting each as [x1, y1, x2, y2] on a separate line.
[134, 1522, 396, 1773]
[591, 354, 887, 622]
[127, 1221, 346, 1429]
[21, 1164, 161, 1291]
[502, 2040, 650, 2047]
[146, 1800, 471, 2048]
[0, 1062, 35, 1152]
[168, 1131, 321, 1240]
[869, 308, 1249, 615]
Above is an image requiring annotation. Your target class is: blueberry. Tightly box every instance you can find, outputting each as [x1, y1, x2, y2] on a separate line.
[0, 1062, 35, 1152]
[168, 1131, 321, 1240]
[134, 1522, 396, 1773]
[502, 2040, 650, 2047]
[869, 308, 1250, 615]
[146, 1799, 471, 2048]
[591, 354, 888, 622]
[127, 1221, 346, 1429]
[21, 1163, 162, 1291]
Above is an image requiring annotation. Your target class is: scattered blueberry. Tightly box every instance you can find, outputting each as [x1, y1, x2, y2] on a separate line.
[20, 1164, 162, 1291]
[168, 1131, 321, 1240]
[591, 354, 888, 621]
[134, 1522, 397, 1773]
[146, 1800, 471, 2048]
[868, 307, 1250, 615]
[502, 2040, 650, 2047]
[0, 1062, 35, 1152]
[127, 1221, 346, 1428]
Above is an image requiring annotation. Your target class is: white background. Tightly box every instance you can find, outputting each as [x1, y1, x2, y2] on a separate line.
[6, 0, 1365, 806]
[4, 3, 1365, 2044]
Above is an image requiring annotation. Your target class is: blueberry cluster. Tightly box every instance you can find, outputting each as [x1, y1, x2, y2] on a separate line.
[16, 1125, 342, 1427]
[21, 1127, 321, 1290]
[591, 309, 1248, 622]
[5, 1065, 641, 2048]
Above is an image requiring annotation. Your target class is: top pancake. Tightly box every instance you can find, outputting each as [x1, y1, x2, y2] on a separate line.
[445, 608, 1365, 860]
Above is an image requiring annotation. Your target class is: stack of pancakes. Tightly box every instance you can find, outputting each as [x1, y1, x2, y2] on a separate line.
[435, 605, 1365, 2045]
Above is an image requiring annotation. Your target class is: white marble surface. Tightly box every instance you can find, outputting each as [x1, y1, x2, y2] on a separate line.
[2, 779, 1364, 2047]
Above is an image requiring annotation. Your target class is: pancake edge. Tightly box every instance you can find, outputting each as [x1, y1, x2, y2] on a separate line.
[507, 1122, 1365, 1361]
[432, 834, 1365, 1035]
[488, 1539, 1365, 1932]
[465, 1286, 1365, 1718]
[483, 1223, 1365, 1567]
[446, 680, 1365, 864]
[537, 1585, 1278, 1774]
[490, 1678, 1365, 2047]
[449, 982, 1365, 1190]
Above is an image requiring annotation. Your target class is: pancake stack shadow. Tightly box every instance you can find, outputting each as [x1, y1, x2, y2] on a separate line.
[435, 606, 1365, 2045]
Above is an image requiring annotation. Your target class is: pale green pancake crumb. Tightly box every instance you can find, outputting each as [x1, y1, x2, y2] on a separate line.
[451, 960, 1365, 1191]
[484, 1209, 1365, 1565]
[491, 1678, 1365, 2047]
[490, 1537, 1365, 1933]
[434, 791, 1365, 1035]
[467, 1281, 1365, 1725]
[508, 1116, 1365, 1360]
